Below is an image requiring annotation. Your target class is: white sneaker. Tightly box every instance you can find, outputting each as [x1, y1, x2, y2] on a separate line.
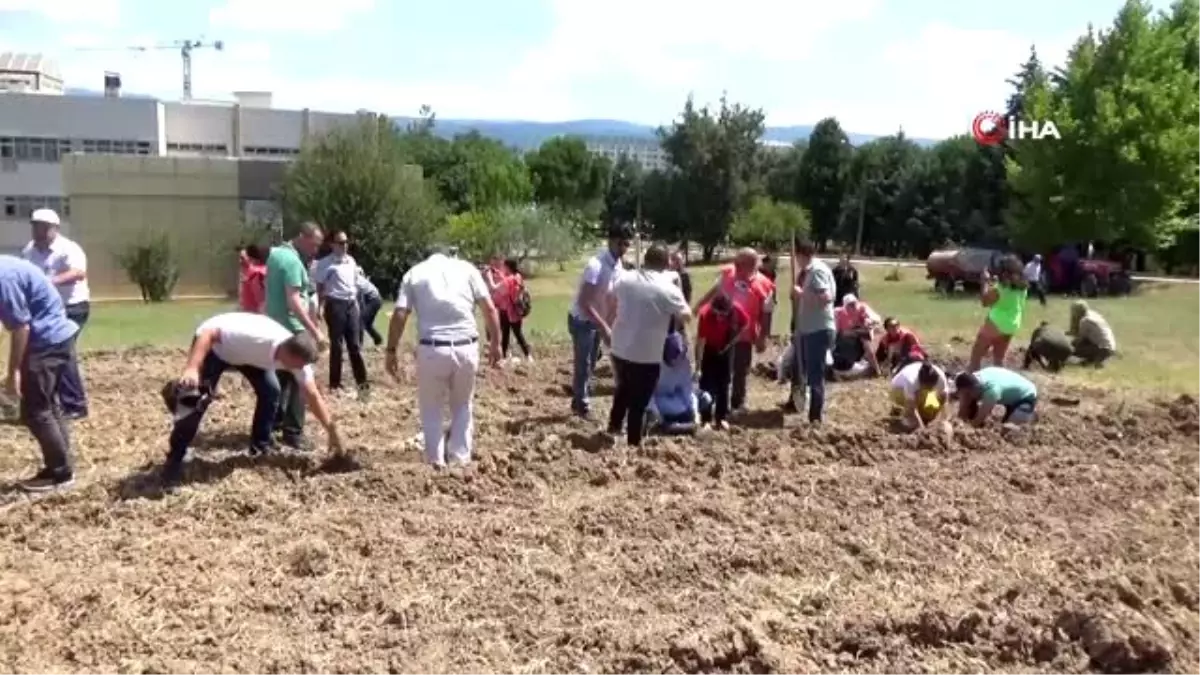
[526, 355, 535, 363]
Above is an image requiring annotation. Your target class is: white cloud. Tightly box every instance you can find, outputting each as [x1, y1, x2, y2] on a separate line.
[510, 0, 881, 94]
[0, 0, 120, 27]
[771, 22, 1078, 138]
[208, 0, 375, 34]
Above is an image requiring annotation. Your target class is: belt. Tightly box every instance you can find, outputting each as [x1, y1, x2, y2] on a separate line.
[419, 337, 478, 347]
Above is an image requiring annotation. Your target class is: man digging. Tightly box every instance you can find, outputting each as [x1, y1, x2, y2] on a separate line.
[160, 312, 343, 493]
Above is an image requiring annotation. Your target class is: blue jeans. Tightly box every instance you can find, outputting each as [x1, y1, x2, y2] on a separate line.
[797, 329, 834, 422]
[165, 352, 282, 476]
[568, 313, 600, 413]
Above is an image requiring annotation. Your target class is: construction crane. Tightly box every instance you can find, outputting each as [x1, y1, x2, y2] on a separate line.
[72, 39, 225, 101]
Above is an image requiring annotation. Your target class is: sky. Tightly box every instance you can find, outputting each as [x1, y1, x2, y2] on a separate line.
[0, 0, 1166, 138]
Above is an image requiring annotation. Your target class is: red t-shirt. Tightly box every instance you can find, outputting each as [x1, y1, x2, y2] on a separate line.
[502, 274, 525, 322]
[717, 265, 775, 342]
[697, 303, 750, 351]
[880, 327, 927, 361]
[239, 257, 266, 313]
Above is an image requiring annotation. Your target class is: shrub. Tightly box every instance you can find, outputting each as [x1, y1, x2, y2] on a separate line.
[115, 232, 180, 303]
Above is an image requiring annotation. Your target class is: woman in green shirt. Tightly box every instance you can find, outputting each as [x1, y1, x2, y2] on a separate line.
[968, 255, 1028, 372]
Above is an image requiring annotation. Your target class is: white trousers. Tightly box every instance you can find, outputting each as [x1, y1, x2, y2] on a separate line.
[415, 342, 480, 465]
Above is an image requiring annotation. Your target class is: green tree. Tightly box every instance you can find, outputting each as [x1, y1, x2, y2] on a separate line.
[760, 141, 806, 204]
[659, 95, 766, 259]
[795, 118, 852, 250]
[729, 197, 810, 251]
[840, 132, 924, 256]
[279, 116, 445, 295]
[603, 154, 644, 226]
[641, 168, 688, 242]
[525, 136, 612, 216]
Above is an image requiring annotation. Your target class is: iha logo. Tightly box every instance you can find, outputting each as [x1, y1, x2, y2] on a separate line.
[971, 111, 1061, 146]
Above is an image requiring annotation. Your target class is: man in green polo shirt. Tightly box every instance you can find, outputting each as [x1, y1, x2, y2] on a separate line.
[266, 221, 326, 448]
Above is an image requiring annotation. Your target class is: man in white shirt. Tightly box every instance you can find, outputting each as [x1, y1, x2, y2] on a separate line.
[22, 208, 91, 419]
[385, 249, 502, 467]
[1023, 254, 1047, 306]
[608, 244, 691, 447]
[314, 231, 369, 395]
[567, 223, 632, 418]
[162, 312, 341, 492]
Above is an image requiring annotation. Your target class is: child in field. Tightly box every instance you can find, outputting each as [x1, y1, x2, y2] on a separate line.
[238, 245, 268, 313]
[695, 294, 749, 430]
[967, 255, 1028, 372]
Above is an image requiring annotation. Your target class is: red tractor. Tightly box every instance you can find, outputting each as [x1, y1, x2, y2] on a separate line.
[1044, 252, 1133, 297]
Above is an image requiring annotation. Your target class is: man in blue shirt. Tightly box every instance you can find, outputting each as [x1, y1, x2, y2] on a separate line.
[0, 255, 81, 492]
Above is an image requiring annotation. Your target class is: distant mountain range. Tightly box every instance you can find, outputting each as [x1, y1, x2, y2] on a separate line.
[66, 87, 939, 150]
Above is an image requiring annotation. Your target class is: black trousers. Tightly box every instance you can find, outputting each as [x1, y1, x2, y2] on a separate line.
[59, 301, 89, 415]
[359, 294, 383, 346]
[607, 355, 661, 447]
[730, 342, 754, 410]
[698, 346, 732, 424]
[20, 335, 77, 479]
[500, 313, 531, 357]
[324, 297, 368, 390]
[1029, 281, 1047, 306]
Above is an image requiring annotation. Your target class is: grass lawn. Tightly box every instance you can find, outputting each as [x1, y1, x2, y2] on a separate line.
[57, 259, 1200, 395]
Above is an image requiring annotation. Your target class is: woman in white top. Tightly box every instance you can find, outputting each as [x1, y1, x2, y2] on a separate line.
[888, 360, 950, 431]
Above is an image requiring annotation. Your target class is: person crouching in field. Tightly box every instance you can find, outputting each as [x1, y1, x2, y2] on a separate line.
[1023, 321, 1073, 372]
[694, 294, 749, 430]
[161, 312, 342, 492]
[967, 255, 1028, 372]
[954, 366, 1038, 427]
[889, 360, 950, 431]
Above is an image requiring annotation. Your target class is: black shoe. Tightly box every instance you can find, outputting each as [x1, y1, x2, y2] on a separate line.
[280, 435, 311, 452]
[20, 468, 75, 493]
[247, 440, 275, 457]
[62, 409, 88, 421]
[780, 399, 799, 414]
[160, 466, 183, 494]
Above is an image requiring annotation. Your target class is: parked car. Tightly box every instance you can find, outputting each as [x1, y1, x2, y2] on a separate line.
[926, 247, 1006, 293]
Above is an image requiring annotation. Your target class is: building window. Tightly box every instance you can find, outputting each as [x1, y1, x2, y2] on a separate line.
[1, 195, 70, 219]
[166, 142, 229, 155]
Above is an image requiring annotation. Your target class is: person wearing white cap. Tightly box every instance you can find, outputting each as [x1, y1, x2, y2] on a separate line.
[21, 208, 91, 420]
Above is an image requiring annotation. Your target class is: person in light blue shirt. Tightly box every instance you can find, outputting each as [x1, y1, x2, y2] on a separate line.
[954, 366, 1039, 426]
[0, 255, 82, 492]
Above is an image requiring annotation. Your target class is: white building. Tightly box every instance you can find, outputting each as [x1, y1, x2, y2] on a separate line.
[0, 90, 369, 246]
[0, 53, 64, 95]
[582, 135, 668, 171]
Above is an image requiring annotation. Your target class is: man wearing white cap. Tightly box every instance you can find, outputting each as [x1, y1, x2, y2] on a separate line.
[22, 209, 91, 420]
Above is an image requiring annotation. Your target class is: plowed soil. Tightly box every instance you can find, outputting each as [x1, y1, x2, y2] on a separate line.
[0, 346, 1196, 674]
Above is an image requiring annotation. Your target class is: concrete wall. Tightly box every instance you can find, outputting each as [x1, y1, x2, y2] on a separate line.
[62, 154, 247, 297]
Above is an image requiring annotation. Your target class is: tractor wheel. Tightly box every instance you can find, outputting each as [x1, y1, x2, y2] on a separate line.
[1081, 273, 1099, 298]
[1109, 273, 1133, 295]
[934, 276, 955, 294]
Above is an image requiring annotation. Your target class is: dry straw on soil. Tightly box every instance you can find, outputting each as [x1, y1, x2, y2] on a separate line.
[0, 345, 1196, 674]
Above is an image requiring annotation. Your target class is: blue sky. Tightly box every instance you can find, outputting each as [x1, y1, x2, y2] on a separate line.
[0, 0, 1163, 137]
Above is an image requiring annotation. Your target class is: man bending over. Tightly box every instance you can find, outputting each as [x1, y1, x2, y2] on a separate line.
[161, 312, 342, 491]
